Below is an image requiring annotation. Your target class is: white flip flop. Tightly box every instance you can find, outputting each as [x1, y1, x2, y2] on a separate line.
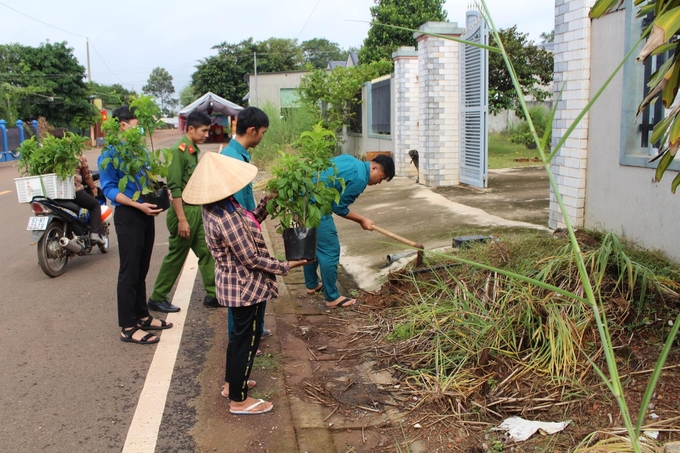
[229, 399, 273, 415]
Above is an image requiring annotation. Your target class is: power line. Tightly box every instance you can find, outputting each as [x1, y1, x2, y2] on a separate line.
[87, 39, 127, 87]
[0, 2, 130, 87]
[0, 1, 87, 39]
[296, 0, 323, 40]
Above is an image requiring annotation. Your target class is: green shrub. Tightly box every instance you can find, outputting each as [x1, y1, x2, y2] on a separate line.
[18, 132, 87, 179]
[266, 123, 343, 232]
[509, 104, 552, 151]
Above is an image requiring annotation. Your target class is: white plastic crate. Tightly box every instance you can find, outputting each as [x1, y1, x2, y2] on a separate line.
[14, 174, 75, 203]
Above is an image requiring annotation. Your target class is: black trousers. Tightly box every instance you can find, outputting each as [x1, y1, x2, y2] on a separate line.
[74, 189, 102, 232]
[226, 302, 264, 402]
[114, 205, 155, 328]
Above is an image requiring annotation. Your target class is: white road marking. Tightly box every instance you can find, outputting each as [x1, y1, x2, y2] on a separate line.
[122, 250, 199, 453]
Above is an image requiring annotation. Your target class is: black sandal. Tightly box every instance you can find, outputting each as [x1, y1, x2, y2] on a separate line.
[138, 316, 173, 330]
[120, 327, 159, 345]
[326, 297, 360, 309]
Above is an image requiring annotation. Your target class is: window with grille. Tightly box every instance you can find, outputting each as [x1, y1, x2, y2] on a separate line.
[370, 78, 391, 135]
[639, 13, 668, 149]
[618, 0, 680, 171]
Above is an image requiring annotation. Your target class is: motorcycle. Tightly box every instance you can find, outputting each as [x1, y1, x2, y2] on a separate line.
[27, 177, 112, 278]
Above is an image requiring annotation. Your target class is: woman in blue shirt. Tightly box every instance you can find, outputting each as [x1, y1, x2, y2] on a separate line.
[99, 106, 170, 344]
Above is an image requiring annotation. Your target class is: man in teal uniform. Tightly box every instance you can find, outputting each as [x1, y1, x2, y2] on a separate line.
[220, 108, 263, 211]
[148, 110, 217, 312]
[304, 154, 395, 308]
[220, 106, 272, 340]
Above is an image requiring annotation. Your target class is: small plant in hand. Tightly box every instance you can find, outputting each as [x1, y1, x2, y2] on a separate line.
[18, 132, 87, 180]
[265, 122, 344, 260]
[266, 122, 344, 231]
[100, 94, 172, 201]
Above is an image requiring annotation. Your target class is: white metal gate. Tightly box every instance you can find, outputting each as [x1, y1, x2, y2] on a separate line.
[460, 10, 489, 188]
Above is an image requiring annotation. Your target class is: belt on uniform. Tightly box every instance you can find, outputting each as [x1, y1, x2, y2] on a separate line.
[182, 200, 197, 207]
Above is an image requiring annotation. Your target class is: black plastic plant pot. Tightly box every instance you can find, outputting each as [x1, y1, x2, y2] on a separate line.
[141, 187, 171, 211]
[282, 227, 317, 261]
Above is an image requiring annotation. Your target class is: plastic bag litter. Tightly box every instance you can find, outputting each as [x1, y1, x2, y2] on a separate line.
[493, 416, 571, 442]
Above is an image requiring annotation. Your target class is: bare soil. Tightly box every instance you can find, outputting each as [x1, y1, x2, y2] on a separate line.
[287, 286, 680, 452]
[270, 226, 680, 452]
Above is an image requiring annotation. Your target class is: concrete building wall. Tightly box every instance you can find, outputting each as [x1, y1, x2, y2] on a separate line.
[246, 71, 309, 110]
[582, 7, 680, 260]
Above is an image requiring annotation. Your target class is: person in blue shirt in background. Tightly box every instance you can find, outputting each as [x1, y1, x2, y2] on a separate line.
[99, 106, 172, 345]
[221, 107, 275, 346]
[304, 153, 395, 308]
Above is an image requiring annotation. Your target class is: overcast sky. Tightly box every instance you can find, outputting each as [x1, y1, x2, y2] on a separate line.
[0, 0, 554, 98]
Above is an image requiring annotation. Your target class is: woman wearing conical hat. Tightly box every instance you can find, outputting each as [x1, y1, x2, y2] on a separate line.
[183, 151, 309, 415]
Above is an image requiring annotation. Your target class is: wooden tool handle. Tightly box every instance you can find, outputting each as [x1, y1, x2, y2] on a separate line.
[372, 225, 422, 249]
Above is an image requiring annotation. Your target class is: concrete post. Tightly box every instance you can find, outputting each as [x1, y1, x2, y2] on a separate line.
[16, 119, 24, 143]
[392, 46, 419, 178]
[414, 21, 465, 187]
[0, 119, 8, 156]
[549, 0, 597, 228]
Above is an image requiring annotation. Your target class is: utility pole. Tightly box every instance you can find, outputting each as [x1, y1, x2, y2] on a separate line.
[86, 38, 92, 83]
[253, 51, 258, 107]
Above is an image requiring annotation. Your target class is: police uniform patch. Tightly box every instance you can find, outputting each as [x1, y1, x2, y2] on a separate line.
[189, 145, 195, 154]
[179, 142, 187, 152]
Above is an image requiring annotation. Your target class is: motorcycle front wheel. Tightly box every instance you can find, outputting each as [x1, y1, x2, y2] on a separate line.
[37, 220, 68, 277]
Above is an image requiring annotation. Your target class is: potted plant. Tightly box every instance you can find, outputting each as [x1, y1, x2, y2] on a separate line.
[266, 123, 345, 260]
[15, 131, 88, 203]
[100, 95, 172, 209]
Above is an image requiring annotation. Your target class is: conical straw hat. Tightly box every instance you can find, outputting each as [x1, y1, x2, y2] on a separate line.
[182, 151, 259, 205]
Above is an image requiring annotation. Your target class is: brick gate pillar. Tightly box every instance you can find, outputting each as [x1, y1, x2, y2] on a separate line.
[392, 46, 419, 179]
[415, 22, 466, 187]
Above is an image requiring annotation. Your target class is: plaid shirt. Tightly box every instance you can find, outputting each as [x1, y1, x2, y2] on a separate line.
[202, 197, 290, 307]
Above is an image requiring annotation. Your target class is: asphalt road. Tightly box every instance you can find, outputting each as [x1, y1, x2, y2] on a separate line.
[0, 140, 215, 452]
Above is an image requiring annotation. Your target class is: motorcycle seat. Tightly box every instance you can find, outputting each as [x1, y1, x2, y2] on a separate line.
[54, 199, 81, 213]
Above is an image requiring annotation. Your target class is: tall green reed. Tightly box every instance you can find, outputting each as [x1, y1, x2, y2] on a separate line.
[373, 1, 680, 449]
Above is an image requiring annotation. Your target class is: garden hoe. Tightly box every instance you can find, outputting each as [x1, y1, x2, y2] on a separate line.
[372, 225, 424, 267]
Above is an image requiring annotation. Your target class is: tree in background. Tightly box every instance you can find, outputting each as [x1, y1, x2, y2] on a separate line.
[297, 60, 393, 132]
[192, 38, 257, 104]
[540, 30, 555, 43]
[301, 38, 347, 69]
[0, 42, 95, 128]
[488, 26, 553, 116]
[179, 84, 196, 108]
[142, 67, 176, 116]
[359, 0, 447, 71]
[256, 38, 303, 73]
[87, 82, 137, 109]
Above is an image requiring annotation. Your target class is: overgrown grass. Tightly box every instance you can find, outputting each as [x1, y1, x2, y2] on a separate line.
[488, 132, 540, 169]
[376, 230, 680, 413]
[251, 103, 319, 168]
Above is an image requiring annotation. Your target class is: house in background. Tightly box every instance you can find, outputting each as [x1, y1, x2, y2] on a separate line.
[326, 51, 359, 70]
[243, 52, 359, 115]
[551, 0, 680, 260]
[244, 70, 310, 114]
